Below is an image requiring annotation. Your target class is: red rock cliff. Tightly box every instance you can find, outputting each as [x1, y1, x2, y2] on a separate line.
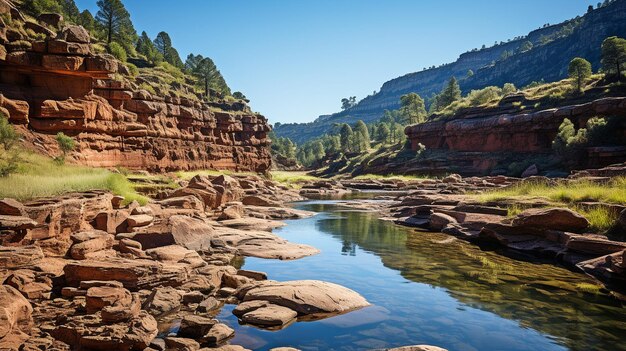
[405, 96, 626, 171]
[0, 2, 271, 173]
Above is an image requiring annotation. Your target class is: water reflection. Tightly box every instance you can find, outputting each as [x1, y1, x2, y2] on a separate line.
[219, 200, 626, 351]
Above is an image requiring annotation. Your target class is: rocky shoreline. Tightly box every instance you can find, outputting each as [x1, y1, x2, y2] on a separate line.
[0, 174, 388, 351]
[1, 168, 625, 350]
[320, 170, 626, 301]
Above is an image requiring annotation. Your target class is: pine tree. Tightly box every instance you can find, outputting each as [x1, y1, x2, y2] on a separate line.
[601, 36, 626, 81]
[399, 93, 427, 125]
[353, 120, 370, 151]
[96, 0, 137, 49]
[568, 57, 592, 92]
[437, 77, 461, 109]
[339, 124, 353, 152]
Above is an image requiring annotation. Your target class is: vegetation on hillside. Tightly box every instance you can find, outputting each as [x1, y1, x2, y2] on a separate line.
[17, 0, 239, 102]
[271, 35, 626, 177]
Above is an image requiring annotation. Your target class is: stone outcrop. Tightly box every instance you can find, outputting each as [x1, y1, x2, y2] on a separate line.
[406, 96, 626, 151]
[0, 3, 271, 173]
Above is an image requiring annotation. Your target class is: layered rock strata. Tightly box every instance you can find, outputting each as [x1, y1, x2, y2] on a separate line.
[0, 2, 271, 172]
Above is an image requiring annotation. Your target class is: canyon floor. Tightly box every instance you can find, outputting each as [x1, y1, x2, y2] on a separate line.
[0, 165, 625, 350]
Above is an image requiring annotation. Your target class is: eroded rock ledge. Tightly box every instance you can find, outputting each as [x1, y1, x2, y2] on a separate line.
[0, 2, 271, 172]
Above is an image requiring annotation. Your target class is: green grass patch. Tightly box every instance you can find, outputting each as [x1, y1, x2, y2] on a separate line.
[477, 177, 626, 205]
[0, 152, 148, 205]
[573, 206, 620, 233]
[176, 169, 257, 180]
[353, 173, 433, 181]
[270, 171, 320, 186]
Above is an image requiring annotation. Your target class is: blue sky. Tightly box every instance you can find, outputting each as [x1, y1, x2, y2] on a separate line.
[75, 0, 592, 124]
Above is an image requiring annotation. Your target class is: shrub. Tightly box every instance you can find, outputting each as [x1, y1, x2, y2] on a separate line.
[126, 62, 139, 77]
[0, 113, 19, 177]
[108, 42, 127, 62]
[54, 132, 75, 164]
[468, 86, 502, 106]
[139, 83, 156, 95]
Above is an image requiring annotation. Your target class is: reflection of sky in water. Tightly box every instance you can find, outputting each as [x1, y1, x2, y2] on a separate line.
[217, 201, 626, 351]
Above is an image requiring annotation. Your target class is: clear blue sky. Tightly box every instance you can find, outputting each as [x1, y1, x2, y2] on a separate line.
[76, 0, 591, 124]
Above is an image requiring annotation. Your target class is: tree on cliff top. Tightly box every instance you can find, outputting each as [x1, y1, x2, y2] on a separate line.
[436, 77, 461, 111]
[341, 97, 357, 110]
[399, 93, 427, 125]
[154, 32, 184, 69]
[136, 31, 163, 64]
[186, 54, 231, 97]
[601, 36, 626, 81]
[568, 57, 592, 92]
[96, 0, 137, 48]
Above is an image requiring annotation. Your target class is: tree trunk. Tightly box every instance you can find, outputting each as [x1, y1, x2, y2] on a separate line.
[107, 16, 112, 44]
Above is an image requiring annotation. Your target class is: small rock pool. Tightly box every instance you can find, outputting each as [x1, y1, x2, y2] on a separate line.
[217, 198, 626, 351]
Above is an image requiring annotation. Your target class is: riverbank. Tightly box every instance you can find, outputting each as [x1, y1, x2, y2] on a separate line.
[309, 167, 626, 300]
[0, 174, 393, 351]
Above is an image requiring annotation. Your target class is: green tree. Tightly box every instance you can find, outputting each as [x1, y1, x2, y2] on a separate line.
[55, 132, 75, 164]
[502, 83, 517, 95]
[0, 114, 19, 177]
[437, 77, 461, 110]
[154, 32, 184, 68]
[399, 93, 427, 125]
[377, 123, 390, 144]
[187, 54, 231, 97]
[96, 0, 136, 48]
[339, 124, 353, 152]
[601, 36, 626, 81]
[353, 120, 370, 152]
[108, 41, 126, 62]
[325, 135, 341, 154]
[232, 91, 248, 101]
[77, 10, 97, 34]
[136, 31, 163, 64]
[568, 57, 592, 92]
[311, 141, 325, 161]
[22, 0, 62, 16]
[341, 97, 357, 110]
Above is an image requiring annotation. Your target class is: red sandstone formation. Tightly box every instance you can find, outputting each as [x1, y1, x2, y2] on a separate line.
[0, 1, 271, 172]
[405, 96, 626, 171]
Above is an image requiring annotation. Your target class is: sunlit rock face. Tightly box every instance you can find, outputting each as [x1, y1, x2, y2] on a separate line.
[0, 6, 271, 173]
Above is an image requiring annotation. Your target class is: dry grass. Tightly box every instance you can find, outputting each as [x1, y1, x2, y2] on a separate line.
[353, 173, 433, 182]
[478, 177, 626, 205]
[0, 153, 148, 204]
[478, 177, 625, 232]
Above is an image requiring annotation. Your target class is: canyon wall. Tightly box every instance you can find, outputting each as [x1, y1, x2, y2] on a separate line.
[0, 2, 271, 173]
[404, 96, 626, 174]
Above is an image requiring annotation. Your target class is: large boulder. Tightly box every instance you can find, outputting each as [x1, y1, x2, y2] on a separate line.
[240, 280, 369, 316]
[0, 285, 32, 342]
[60, 25, 90, 43]
[64, 258, 188, 291]
[511, 208, 589, 232]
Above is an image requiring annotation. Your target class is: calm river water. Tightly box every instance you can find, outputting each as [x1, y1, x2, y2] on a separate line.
[217, 199, 626, 351]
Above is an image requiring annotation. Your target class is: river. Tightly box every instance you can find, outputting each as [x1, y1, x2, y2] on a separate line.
[217, 198, 626, 351]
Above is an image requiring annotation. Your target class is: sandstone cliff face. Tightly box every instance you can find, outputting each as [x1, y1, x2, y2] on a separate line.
[0, 2, 271, 173]
[405, 96, 626, 173]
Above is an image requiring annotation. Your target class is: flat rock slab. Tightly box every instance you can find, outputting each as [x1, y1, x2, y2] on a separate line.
[241, 304, 297, 327]
[212, 227, 319, 260]
[241, 280, 369, 316]
[219, 217, 286, 232]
